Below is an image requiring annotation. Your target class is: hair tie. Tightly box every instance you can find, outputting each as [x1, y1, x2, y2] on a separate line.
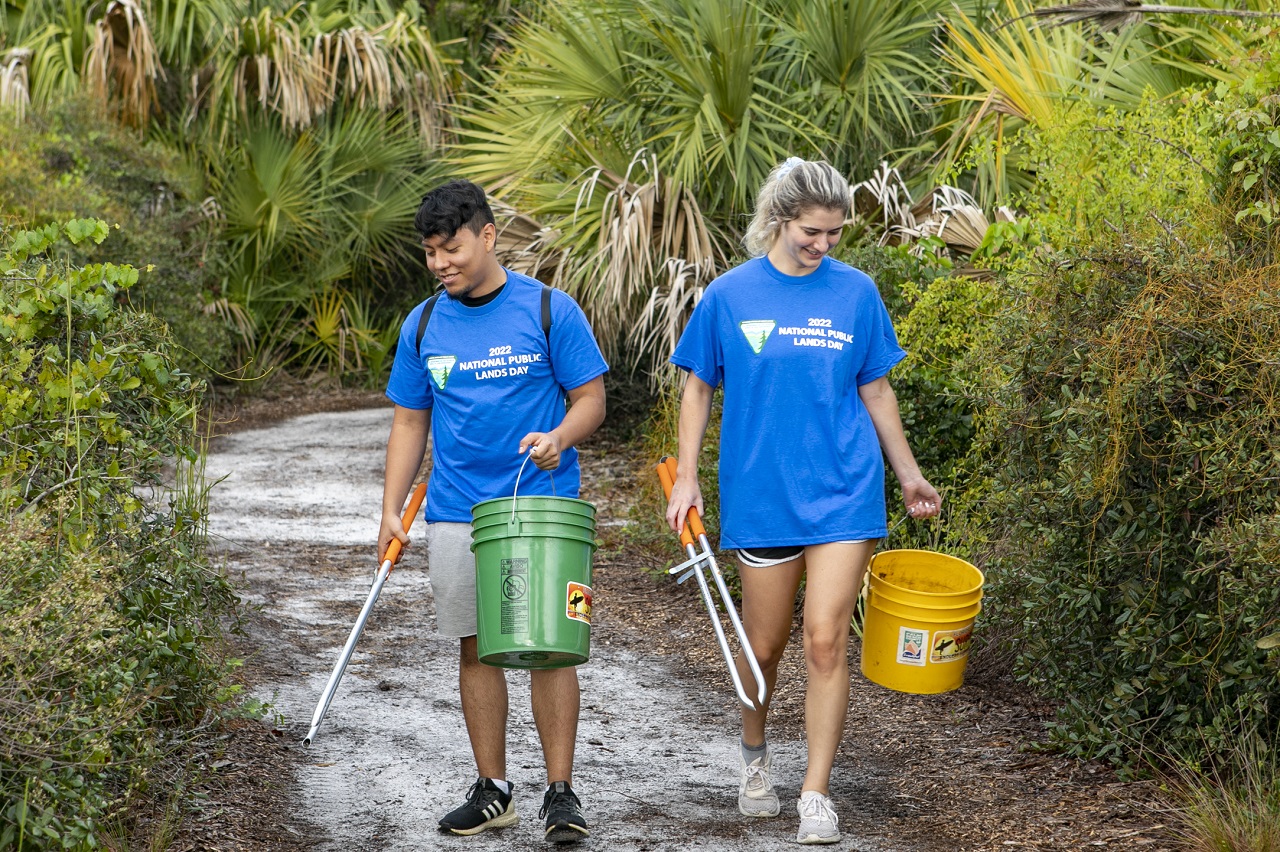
[776, 157, 804, 180]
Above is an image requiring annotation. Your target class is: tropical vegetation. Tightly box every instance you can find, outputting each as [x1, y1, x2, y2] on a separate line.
[2, 0, 1279, 847]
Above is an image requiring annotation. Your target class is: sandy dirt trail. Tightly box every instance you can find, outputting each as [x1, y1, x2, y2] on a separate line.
[205, 406, 908, 852]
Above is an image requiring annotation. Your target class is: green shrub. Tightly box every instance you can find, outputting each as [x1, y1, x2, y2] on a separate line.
[962, 242, 1280, 766]
[837, 243, 991, 550]
[0, 98, 233, 380]
[1194, 48, 1280, 259]
[1, 220, 239, 848]
[947, 71, 1280, 769]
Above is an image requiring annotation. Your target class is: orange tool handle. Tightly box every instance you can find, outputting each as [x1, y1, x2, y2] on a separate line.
[656, 456, 706, 548]
[384, 482, 427, 571]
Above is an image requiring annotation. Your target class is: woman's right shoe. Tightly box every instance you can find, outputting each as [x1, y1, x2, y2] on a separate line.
[738, 748, 780, 817]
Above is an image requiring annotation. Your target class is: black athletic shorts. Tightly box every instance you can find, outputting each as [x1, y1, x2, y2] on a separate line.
[736, 541, 869, 568]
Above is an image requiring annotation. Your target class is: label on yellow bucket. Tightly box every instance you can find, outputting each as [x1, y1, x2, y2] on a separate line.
[896, 627, 928, 666]
[566, 582, 592, 625]
[930, 625, 973, 663]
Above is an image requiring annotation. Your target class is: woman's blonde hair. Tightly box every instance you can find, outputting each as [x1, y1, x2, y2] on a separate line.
[743, 157, 851, 257]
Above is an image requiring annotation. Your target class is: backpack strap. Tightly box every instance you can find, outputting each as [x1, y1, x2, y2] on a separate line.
[413, 290, 443, 355]
[414, 284, 552, 355]
[541, 283, 553, 347]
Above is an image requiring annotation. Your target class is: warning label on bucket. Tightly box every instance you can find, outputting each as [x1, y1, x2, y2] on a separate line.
[500, 558, 529, 635]
[896, 626, 928, 666]
[930, 624, 973, 663]
[565, 582, 592, 625]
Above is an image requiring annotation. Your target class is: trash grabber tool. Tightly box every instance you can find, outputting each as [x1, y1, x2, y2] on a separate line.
[303, 482, 426, 745]
[657, 457, 766, 709]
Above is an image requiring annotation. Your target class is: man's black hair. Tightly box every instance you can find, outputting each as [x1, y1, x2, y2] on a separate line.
[415, 179, 495, 242]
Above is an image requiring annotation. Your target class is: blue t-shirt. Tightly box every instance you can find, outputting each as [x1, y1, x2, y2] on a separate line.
[670, 255, 906, 549]
[386, 270, 609, 523]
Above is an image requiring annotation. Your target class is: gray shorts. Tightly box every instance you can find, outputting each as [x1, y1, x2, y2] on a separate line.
[427, 522, 479, 638]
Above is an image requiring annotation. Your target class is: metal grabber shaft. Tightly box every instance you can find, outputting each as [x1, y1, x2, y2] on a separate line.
[657, 457, 767, 709]
[303, 482, 427, 745]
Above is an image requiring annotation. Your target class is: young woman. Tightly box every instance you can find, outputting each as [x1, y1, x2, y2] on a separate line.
[664, 157, 941, 845]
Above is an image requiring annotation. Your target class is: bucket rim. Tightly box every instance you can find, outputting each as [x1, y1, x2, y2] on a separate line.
[869, 548, 984, 597]
[866, 591, 982, 624]
[472, 495, 596, 515]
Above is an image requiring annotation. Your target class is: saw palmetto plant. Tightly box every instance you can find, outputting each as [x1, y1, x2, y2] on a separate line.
[3, 0, 454, 143]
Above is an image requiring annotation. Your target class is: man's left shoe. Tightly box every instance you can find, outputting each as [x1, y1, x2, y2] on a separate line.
[540, 781, 589, 844]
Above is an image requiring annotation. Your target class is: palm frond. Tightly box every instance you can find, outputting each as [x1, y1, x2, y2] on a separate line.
[370, 11, 453, 146]
[19, 19, 86, 109]
[196, 6, 329, 136]
[930, 0, 1089, 204]
[84, 0, 163, 127]
[0, 48, 31, 121]
[1015, 1, 1280, 32]
[776, 0, 944, 175]
[852, 161, 915, 232]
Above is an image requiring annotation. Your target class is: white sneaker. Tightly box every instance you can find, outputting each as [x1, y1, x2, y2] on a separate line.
[738, 748, 780, 817]
[796, 791, 841, 844]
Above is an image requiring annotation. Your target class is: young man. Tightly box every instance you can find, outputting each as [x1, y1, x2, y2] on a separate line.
[379, 179, 608, 844]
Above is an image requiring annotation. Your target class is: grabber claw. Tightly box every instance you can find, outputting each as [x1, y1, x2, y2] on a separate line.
[656, 457, 767, 709]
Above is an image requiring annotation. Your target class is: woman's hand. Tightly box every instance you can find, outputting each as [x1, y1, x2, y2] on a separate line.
[901, 476, 942, 519]
[665, 476, 705, 535]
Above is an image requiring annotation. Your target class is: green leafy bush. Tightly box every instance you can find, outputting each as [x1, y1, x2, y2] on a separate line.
[0, 97, 233, 380]
[838, 243, 990, 550]
[949, 74, 1280, 768]
[1194, 46, 1280, 255]
[962, 240, 1280, 766]
[1, 220, 240, 849]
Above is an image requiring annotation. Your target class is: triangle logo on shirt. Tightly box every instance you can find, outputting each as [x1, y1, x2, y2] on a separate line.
[739, 320, 776, 355]
[427, 355, 456, 390]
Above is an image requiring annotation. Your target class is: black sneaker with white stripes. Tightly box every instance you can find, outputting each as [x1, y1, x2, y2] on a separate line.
[540, 781, 588, 844]
[438, 778, 518, 836]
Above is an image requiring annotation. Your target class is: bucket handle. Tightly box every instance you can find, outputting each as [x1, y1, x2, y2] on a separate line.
[510, 449, 557, 527]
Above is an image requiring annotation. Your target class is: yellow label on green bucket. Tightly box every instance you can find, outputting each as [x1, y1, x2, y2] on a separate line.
[896, 627, 928, 666]
[930, 625, 972, 663]
[566, 582, 592, 624]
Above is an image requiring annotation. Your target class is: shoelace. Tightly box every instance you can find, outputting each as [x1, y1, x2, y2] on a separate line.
[466, 781, 500, 809]
[540, 790, 578, 820]
[799, 795, 838, 826]
[743, 761, 771, 792]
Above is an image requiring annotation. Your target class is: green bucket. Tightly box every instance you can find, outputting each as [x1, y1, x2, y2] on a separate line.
[470, 486, 597, 670]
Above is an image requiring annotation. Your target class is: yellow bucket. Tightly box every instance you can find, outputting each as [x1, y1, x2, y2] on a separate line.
[859, 549, 984, 695]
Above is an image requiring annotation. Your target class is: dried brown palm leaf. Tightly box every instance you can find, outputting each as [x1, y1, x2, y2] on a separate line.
[491, 198, 564, 282]
[582, 154, 723, 373]
[374, 12, 453, 147]
[313, 27, 392, 113]
[229, 10, 328, 132]
[1012, 0, 1279, 32]
[203, 296, 256, 344]
[84, 0, 163, 127]
[915, 186, 991, 254]
[852, 161, 914, 231]
[1, 49, 31, 123]
[883, 185, 1000, 256]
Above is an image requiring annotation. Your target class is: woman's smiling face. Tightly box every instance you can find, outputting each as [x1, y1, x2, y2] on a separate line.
[767, 206, 845, 276]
